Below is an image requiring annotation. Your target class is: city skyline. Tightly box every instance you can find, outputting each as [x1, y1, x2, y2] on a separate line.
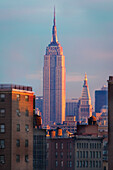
[0, 0, 113, 104]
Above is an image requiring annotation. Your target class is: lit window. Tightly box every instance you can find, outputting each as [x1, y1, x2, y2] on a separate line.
[0, 155, 5, 164]
[25, 139, 28, 147]
[16, 109, 21, 117]
[0, 94, 5, 102]
[0, 140, 5, 149]
[16, 139, 20, 147]
[16, 155, 20, 162]
[0, 109, 5, 117]
[25, 125, 29, 132]
[25, 95, 29, 101]
[25, 110, 29, 117]
[17, 94, 20, 101]
[0, 125, 5, 133]
[56, 160, 58, 167]
[56, 143, 58, 149]
[17, 124, 20, 132]
[25, 155, 29, 162]
[61, 161, 63, 167]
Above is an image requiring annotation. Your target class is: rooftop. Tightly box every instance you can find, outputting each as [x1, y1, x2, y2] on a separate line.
[0, 84, 32, 91]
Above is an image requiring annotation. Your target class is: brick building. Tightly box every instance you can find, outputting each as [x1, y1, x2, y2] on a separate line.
[0, 84, 34, 170]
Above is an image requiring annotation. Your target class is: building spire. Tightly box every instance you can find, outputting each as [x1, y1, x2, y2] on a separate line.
[84, 73, 88, 86]
[51, 7, 58, 43]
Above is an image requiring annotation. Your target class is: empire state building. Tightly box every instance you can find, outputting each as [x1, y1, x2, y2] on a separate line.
[43, 8, 66, 126]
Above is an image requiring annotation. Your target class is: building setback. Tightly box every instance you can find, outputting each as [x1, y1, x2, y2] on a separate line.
[0, 84, 34, 170]
[43, 8, 66, 125]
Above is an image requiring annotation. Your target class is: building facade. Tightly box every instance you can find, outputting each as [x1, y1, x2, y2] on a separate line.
[43, 8, 66, 125]
[95, 86, 108, 113]
[0, 84, 34, 170]
[78, 73, 92, 124]
[66, 98, 78, 117]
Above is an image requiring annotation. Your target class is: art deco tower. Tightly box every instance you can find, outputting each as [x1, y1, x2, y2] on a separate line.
[78, 73, 92, 123]
[43, 8, 66, 126]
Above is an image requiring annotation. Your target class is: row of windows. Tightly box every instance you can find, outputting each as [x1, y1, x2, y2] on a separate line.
[76, 160, 101, 168]
[47, 151, 72, 159]
[55, 160, 72, 167]
[77, 142, 101, 149]
[76, 151, 101, 159]
[0, 94, 29, 102]
[47, 142, 72, 150]
[0, 124, 29, 133]
[81, 108, 89, 112]
[0, 139, 28, 148]
[0, 155, 29, 164]
[0, 109, 29, 117]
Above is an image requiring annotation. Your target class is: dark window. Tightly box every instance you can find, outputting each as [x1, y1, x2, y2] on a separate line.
[25, 125, 29, 132]
[0, 124, 5, 133]
[25, 155, 29, 162]
[16, 155, 20, 162]
[17, 124, 20, 131]
[25, 139, 28, 147]
[0, 109, 5, 117]
[0, 140, 5, 149]
[0, 155, 5, 164]
[0, 94, 5, 102]
[16, 139, 20, 147]
[25, 110, 29, 117]
[16, 109, 21, 117]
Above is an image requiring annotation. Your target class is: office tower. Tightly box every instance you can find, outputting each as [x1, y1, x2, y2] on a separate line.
[95, 86, 108, 113]
[0, 84, 34, 170]
[78, 73, 92, 123]
[108, 76, 113, 170]
[43, 8, 66, 125]
[66, 98, 78, 117]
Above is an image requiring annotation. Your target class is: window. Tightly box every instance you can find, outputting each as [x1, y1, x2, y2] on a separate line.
[55, 152, 58, 158]
[17, 94, 20, 101]
[99, 151, 101, 158]
[70, 152, 72, 158]
[93, 151, 95, 158]
[16, 139, 20, 147]
[25, 110, 29, 117]
[99, 161, 101, 168]
[80, 161, 82, 167]
[56, 160, 58, 167]
[0, 155, 5, 164]
[61, 152, 63, 158]
[83, 161, 85, 167]
[90, 151, 92, 158]
[16, 155, 20, 162]
[70, 143, 72, 149]
[25, 139, 28, 147]
[61, 161, 63, 167]
[70, 161, 72, 167]
[25, 155, 29, 162]
[80, 151, 82, 158]
[77, 151, 79, 158]
[0, 140, 5, 149]
[83, 151, 85, 158]
[0, 109, 5, 117]
[93, 161, 95, 168]
[61, 143, 63, 149]
[47, 143, 49, 149]
[0, 124, 5, 133]
[86, 161, 88, 167]
[16, 109, 21, 117]
[56, 143, 58, 149]
[90, 161, 92, 168]
[0, 94, 5, 102]
[17, 124, 20, 132]
[96, 161, 98, 168]
[25, 95, 29, 101]
[25, 125, 29, 132]
[86, 151, 88, 158]
[96, 151, 98, 158]
[77, 161, 79, 167]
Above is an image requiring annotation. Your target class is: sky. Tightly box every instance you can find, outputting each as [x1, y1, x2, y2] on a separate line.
[0, 0, 113, 106]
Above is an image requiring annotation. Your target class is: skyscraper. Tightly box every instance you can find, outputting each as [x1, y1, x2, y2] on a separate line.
[78, 73, 92, 123]
[43, 8, 66, 126]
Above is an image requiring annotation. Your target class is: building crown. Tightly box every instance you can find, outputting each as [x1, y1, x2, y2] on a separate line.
[51, 7, 58, 43]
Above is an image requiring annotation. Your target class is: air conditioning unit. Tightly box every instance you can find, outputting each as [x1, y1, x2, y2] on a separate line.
[26, 129, 29, 132]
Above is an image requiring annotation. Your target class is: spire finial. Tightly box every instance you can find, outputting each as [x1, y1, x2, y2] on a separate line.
[54, 6, 56, 26]
[85, 72, 87, 81]
[84, 73, 88, 86]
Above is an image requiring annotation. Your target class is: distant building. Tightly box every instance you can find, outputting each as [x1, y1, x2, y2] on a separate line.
[78, 73, 92, 124]
[0, 84, 34, 170]
[95, 85, 108, 113]
[43, 8, 66, 125]
[66, 98, 79, 118]
[108, 76, 113, 170]
[35, 96, 43, 120]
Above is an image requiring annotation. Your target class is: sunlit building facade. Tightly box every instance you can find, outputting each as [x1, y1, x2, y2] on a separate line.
[43, 9, 66, 125]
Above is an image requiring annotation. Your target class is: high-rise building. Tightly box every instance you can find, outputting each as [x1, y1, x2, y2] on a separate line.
[66, 98, 78, 117]
[43, 8, 66, 125]
[78, 73, 92, 123]
[95, 86, 108, 113]
[108, 76, 113, 170]
[0, 84, 34, 170]
[35, 96, 43, 119]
